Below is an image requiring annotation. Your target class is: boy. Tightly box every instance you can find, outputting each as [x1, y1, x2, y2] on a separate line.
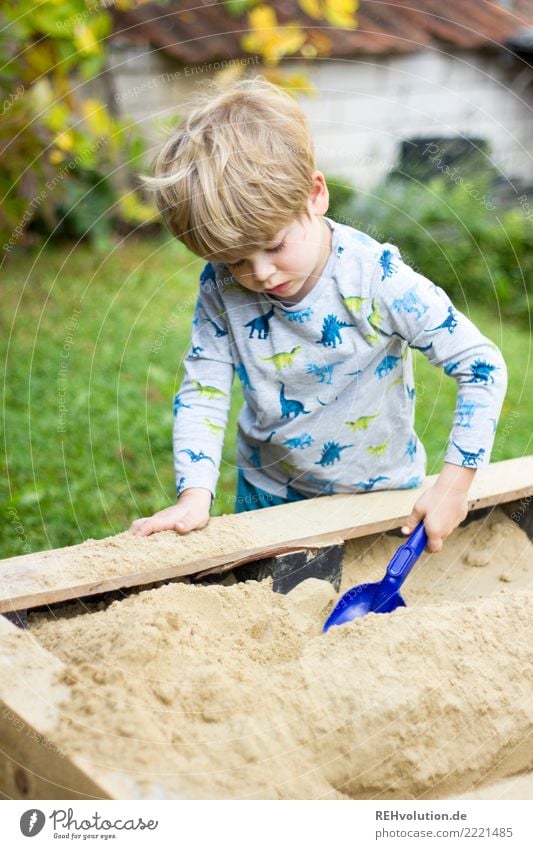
[130, 77, 507, 553]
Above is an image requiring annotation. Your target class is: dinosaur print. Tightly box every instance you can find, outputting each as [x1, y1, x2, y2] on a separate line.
[283, 432, 314, 449]
[204, 418, 224, 436]
[468, 359, 497, 384]
[316, 314, 355, 348]
[260, 346, 302, 371]
[405, 438, 417, 461]
[375, 354, 401, 379]
[191, 380, 228, 400]
[306, 361, 343, 384]
[391, 287, 428, 319]
[177, 448, 215, 466]
[345, 413, 380, 431]
[281, 307, 313, 323]
[399, 475, 423, 489]
[454, 398, 489, 428]
[249, 446, 261, 468]
[365, 330, 380, 346]
[279, 382, 311, 420]
[176, 476, 187, 496]
[315, 441, 354, 466]
[379, 249, 398, 281]
[279, 459, 300, 476]
[353, 476, 390, 491]
[207, 317, 228, 338]
[426, 306, 458, 334]
[444, 361, 460, 376]
[305, 474, 338, 495]
[337, 245, 345, 256]
[245, 306, 276, 340]
[366, 439, 390, 458]
[407, 385, 416, 400]
[235, 362, 255, 391]
[386, 374, 403, 393]
[343, 295, 368, 316]
[453, 441, 486, 467]
[189, 345, 204, 358]
[367, 298, 385, 330]
[173, 393, 191, 416]
[411, 342, 433, 353]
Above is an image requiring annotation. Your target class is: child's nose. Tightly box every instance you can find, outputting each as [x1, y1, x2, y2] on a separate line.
[251, 256, 276, 282]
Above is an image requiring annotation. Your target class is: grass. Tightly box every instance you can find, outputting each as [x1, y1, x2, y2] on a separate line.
[1, 234, 531, 559]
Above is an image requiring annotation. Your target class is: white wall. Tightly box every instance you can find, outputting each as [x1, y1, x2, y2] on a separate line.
[104, 41, 532, 192]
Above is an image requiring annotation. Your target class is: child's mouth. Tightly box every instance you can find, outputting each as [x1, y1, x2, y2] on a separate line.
[266, 281, 291, 294]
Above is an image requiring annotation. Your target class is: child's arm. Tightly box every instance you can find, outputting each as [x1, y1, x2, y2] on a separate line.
[366, 244, 507, 551]
[130, 263, 234, 536]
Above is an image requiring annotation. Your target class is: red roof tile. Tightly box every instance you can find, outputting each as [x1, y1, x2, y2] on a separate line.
[109, 1, 533, 62]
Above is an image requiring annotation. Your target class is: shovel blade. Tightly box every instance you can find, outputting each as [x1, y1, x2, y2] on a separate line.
[323, 580, 406, 632]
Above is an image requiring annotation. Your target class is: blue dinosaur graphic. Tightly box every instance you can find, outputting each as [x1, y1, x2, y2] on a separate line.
[337, 245, 345, 256]
[405, 438, 417, 461]
[391, 287, 428, 319]
[283, 432, 314, 449]
[305, 473, 338, 495]
[249, 446, 261, 468]
[244, 306, 276, 340]
[375, 354, 401, 379]
[315, 441, 354, 467]
[353, 476, 390, 491]
[177, 448, 215, 466]
[426, 306, 458, 335]
[265, 431, 276, 442]
[235, 362, 255, 391]
[316, 314, 354, 348]
[306, 361, 343, 384]
[173, 393, 191, 416]
[452, 441, 486, 467]
[406, 385, 416, 400]
[176, 476, 187, 496]
[189, 345, 204, 358]
[379, 249, 398, 281]
[468, 359, 497, 384]
[444, 361, 460, 376]
[279, 382, 311, 420]
[398, 475, 423, 489]
[281, 307, 313, 323]
[455, 398, 489, 428]
[207, 317, 228, 338]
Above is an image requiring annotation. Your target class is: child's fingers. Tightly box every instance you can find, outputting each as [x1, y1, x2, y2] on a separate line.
[401, 505, 424, 535]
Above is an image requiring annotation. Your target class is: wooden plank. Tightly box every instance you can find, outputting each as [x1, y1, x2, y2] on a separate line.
[0, 456, 532, 614]
[0, 616, 139, 800]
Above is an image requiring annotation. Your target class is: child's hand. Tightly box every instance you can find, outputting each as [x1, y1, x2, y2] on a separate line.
[129, 488, 212, 537]
[401, 463, 476, 553]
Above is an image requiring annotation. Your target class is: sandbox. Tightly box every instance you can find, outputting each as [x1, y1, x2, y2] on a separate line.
[1, 506, 530, 800]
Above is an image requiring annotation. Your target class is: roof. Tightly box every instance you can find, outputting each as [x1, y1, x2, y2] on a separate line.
[109, 0, 533, 64]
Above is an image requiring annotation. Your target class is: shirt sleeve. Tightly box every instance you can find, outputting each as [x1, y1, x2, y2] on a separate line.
[173, 263, 235, 498]
[366, 243, 507, 469]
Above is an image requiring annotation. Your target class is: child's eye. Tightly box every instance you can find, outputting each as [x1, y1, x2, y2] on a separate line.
[228, 241, 284, 270]
[268, 241, 285, 254]
[229, 259, 244, 269]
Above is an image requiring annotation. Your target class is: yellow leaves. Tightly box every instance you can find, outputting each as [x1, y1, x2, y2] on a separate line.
[55, 131, 74, 151]
[73, 22, 101, 57]
[299, 0, 358, 28]
[242, 6, 306, 66]
[118, 193, 159, 225]
[49, 150, 66, 165]
[81, 98, 112, 137]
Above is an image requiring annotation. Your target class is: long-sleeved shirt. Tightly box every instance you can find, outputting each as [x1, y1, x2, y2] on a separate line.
[172, 216, 507, 499]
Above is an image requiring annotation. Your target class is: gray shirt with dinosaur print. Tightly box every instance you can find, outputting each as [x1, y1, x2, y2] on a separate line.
[172, 217, 507, 500]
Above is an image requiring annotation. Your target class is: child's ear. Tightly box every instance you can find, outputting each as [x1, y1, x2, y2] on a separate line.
[309, 170, 329, 215]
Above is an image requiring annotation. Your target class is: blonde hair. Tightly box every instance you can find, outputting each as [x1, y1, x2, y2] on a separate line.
[138, 76, 316, 262]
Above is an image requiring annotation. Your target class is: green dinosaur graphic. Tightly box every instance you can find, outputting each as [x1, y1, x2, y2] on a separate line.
[364, 330, 379, 346]
[279, 459, 300, 476]
[366, 439, 390, 457]
[260, 346, 302, 371]
[368, 298, 385, 330]
[345, 412, 381, 431]
[343, 295, 368, 315]
[386, 374, 403, 394]
[204, 417, 224, 436]
[192, 380, 228, 400]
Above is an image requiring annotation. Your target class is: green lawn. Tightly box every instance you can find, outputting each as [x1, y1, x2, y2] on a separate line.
[2, 235, 531, 558]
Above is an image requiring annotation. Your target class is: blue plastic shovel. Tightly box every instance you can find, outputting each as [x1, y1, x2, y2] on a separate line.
[323, 520, 428, 632]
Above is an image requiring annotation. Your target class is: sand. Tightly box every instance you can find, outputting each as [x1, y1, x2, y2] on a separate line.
[28, 508, 533, 800]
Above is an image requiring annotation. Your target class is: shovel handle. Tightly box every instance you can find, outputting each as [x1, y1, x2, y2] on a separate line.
[386, 520, 427, 586]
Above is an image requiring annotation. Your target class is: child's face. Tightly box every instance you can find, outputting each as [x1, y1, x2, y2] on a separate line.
[223, 172, 331, 302]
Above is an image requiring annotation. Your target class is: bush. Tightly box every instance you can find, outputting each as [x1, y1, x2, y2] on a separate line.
[326, 173, 532, 326]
